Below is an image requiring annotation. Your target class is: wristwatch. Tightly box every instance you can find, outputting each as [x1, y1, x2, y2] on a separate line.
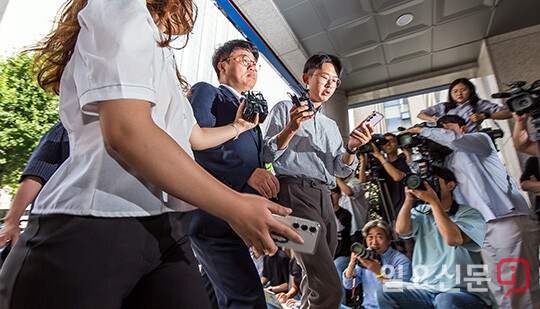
[346, 146, 357, 155]
[484, 112, 491, 119]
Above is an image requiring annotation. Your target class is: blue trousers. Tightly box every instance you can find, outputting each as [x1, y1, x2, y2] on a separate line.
[334, 256, 350, 305]
[376, 283, 489, 309]
[190, 210, 266, 309]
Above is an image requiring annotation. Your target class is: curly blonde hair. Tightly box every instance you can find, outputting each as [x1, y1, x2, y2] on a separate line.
[31, 0, 196, 94]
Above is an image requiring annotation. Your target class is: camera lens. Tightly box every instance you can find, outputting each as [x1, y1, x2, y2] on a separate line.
[399, 133, 412, 146]
[301, 225, 308, 231]
[350, 242, 364, 256]
[292, 222, 300, 229]
[406, 174, 422, 189]
[309, 226, 317, 233]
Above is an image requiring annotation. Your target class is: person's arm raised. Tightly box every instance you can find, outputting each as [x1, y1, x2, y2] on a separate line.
[189, 101, 258, 151]
[98, 99, 302, 255]
[276, 104, 313, 150]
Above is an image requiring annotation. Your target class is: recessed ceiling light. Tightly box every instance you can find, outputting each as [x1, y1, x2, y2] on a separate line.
[396, 13, 414, 26]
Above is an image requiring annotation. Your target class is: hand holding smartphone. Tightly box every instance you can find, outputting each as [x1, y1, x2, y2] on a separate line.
[350, 111, 384, 136]
[271, 214, 320, 254]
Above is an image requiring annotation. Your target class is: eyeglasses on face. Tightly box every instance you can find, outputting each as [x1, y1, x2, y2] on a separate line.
[451, 87, 469, 94]
[309, 73, 341, 88]
[222, 55, 261, 71]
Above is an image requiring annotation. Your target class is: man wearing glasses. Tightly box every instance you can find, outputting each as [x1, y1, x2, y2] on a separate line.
[264, 53, 372, 309]
[188, 40, 278, 309]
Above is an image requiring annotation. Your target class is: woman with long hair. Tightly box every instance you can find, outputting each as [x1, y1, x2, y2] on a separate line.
[0, 0, 311, 307]
[417, 78, 511, 132]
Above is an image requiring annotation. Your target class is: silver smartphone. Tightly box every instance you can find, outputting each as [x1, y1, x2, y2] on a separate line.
[272, 214, 321, 255]
[350, 111, 384, 136]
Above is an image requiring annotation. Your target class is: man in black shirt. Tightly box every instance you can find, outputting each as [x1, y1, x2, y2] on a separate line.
[359, 133, 411, 221]
[261, 248, 290, 294]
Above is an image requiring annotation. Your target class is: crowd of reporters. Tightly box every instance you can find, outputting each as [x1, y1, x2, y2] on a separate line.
[0, 17, 538, 308]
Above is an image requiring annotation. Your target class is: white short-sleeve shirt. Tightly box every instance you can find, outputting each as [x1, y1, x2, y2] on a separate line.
[33, 0, 197, 217]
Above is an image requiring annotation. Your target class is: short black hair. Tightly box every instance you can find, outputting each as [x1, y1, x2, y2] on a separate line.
[438, 115, 466, 127]
[431, 165, 457, 185]
[303, 53, 343, 78]
[212, 40, 259, 79]
[384, 132, 396, 139]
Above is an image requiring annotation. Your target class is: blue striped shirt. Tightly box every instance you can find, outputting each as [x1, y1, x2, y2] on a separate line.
[263, 100, 357, 188]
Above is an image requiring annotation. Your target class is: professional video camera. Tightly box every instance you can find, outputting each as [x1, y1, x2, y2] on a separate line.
[241, 90, 268, 123]
[492, 80, 540, 116]
[493, 80, 540, 156]
[397, 122, 453, 163]
[288, 88, 315, 112]
[350, 242, 381, 267]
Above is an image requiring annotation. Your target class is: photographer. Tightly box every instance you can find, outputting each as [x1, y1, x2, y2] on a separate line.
[359, 133, 415, 259]
[378, 166, 490, 308]
[359, 133, 411, 220]
[513, 113, 540, 216]
[342, 220, 411, 309]
[417, 78, 511, 132]
[402, 115, 540, 308]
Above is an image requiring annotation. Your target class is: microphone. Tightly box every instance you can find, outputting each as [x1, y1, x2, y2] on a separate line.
[491, 92, 512, 99]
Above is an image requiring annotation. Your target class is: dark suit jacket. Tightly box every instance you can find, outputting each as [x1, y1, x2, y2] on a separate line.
[189, 82, 263, 195]
[188, 83, 267, 308]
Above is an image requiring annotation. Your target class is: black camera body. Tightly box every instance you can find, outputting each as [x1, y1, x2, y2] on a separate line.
[350, 242, 382, 267]
[289, 88, 315, 112]
[397, 123, 453, 203]
[241, 91, 268, 123]
[357, 134, 388, 154]
[492, 80, 540, 116]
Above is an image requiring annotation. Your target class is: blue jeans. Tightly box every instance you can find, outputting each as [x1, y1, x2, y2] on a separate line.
[334, 256, 350, 305]
[376, 283, 490, 309]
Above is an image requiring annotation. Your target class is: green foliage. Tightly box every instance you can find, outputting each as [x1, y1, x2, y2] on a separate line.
[363, 182, 382, 221]
[0, 53, 59, 188]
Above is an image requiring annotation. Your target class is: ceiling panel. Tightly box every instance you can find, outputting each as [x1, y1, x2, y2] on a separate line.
[311, 0, 372, 30]
[432, 9, 491, 51]
[343, 45, 386, 73]
[272, 0, 307, 12]
[301, 32, 337, 55]
[388, 54, 432, 80]
[281, 2, 324, 39]
[488, 0, 540, 36]
[432, 41, 482, 71]
[383, 29, 431, 63]
[344, 65, 389, 89]
[370, 0, 421, 13]
[327, 17, 379, 54]
[434, 0, 495, 24]
[375, 0, 432, 41]
[235, 0, 540, 92]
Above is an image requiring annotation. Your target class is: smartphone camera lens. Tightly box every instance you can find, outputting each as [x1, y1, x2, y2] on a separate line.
[309, 226, 317, 233]
[292, 222, 300, 229]
[301, 225, 308, 231]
